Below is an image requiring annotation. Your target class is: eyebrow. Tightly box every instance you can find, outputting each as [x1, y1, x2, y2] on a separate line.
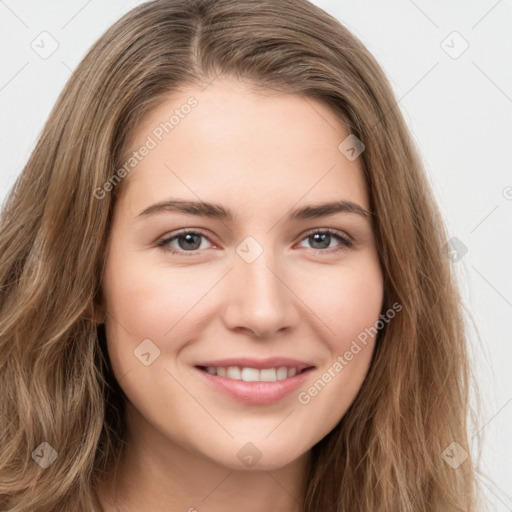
[135, 199, 373, 222]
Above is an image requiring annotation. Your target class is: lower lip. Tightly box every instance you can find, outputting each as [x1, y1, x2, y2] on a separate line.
[194, 366, 314, 405]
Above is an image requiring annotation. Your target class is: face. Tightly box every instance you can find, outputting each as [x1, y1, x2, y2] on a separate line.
[99, 77, 383, 471]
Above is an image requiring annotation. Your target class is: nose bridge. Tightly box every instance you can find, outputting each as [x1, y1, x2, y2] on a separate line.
[223, 236, 298, 337]
[239, 247, 282, 300]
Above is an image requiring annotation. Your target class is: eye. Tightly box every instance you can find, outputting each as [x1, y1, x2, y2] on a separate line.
[297, 228, 353, 254]
[156, 229, 214, 256]
[156, 228, 353, 256]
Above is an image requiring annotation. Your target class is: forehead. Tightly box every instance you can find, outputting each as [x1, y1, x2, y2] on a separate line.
[118, 78, 369, 216]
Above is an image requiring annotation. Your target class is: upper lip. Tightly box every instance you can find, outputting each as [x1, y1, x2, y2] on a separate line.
[194, 357, 315, 372]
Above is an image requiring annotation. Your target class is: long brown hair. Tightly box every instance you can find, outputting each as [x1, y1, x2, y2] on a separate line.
[0, 0, 487, 510]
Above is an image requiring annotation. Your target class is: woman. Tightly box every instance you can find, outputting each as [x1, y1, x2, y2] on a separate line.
[0, 0, 486, 510]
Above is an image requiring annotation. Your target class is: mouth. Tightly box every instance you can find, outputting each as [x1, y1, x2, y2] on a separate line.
[195, 365, 311, 382]
[193, 358, 315, 405]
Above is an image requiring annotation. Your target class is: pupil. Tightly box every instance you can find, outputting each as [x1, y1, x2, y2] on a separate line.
[312, 233, 330, 249]
[180, 233, 201, 250]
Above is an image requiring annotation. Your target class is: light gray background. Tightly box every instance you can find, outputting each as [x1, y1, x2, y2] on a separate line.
[1, 0, 511, 509]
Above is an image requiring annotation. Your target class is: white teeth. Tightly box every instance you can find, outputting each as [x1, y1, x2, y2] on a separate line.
[259, 368, 277, 382]
[226, 366, 241, 380]
[241, 368, 260, 382]
[276, 367, 288, 380]
[203, 365, 303, 381]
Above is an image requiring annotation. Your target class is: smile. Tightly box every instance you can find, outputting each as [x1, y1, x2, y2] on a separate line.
[193, 358, 315, 405]
[197, 365, 304, 382]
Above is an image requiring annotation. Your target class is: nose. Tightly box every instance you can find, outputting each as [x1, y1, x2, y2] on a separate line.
[221, 247, 300, 338]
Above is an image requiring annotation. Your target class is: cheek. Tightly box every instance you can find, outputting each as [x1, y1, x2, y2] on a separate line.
[338, 271, 383, 347]
[297, 255, 384, 348]
[101, 246, 219, 368]
[104, 265, 189, 334]
[291, 256, 383, 423]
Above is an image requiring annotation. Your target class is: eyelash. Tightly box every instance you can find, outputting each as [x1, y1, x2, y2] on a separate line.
[156, 228, 353, 256]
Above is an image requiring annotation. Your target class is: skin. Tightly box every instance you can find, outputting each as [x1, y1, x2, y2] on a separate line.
[96, 77, 384, 512]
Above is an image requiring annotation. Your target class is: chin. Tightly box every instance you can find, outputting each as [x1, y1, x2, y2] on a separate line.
[204, 439, 308, 471]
